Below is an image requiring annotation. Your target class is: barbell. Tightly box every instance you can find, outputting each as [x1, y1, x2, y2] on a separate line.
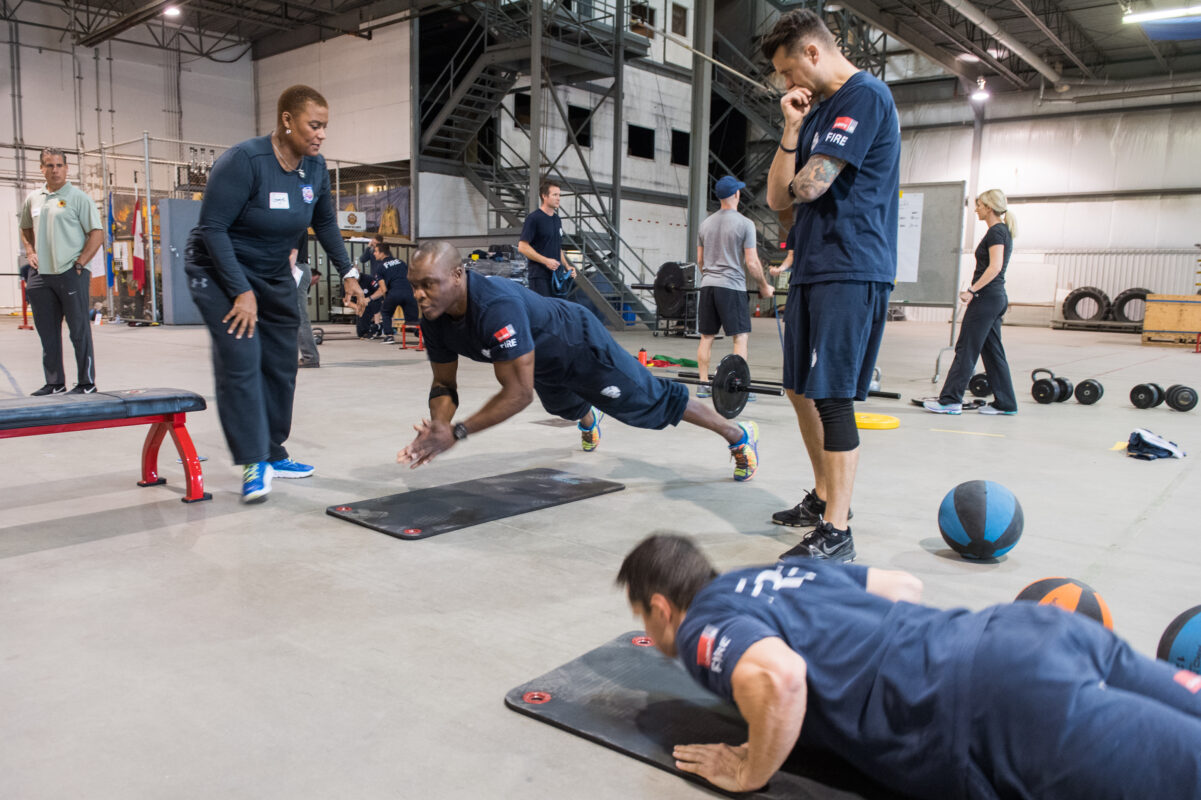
[672, 354, 785, 419]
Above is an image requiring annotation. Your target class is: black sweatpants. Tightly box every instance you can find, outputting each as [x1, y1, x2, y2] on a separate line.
[938, 288, 1017, 411]
[187, 266, 299, 465]
[25, 267, 95, 387]
[381, 293, 418, 336]
[357, 297, 383, 337]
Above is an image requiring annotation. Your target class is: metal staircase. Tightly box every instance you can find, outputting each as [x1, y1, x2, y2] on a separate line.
[418, 0, 657, 329]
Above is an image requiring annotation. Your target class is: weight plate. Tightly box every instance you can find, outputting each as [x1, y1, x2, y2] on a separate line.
[969, 373, 992, 397]
[855, 412, 899, 430]
[1167, 385, 1197, 412]
[1130, 384, 1155, 409]
[1032, 379, 1057, 404]
[653, 262, 687, 319]
[1075, 379, 1103, 405]
[1150, 383, 1165, 408]
[1055, 377, 1074, 403]
[711, 354, 749, 420]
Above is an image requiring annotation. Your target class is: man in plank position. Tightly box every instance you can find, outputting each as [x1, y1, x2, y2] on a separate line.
[398, 241, 760, 481]
[618, 534, 1201, 798]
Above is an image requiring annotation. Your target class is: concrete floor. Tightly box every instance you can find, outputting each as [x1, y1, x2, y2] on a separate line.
[1, 313, 1198, 799]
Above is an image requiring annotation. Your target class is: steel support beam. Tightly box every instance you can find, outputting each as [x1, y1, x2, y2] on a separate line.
[686, 0, 713, 260]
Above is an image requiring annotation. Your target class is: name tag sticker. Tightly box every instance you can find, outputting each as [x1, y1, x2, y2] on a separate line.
[31, 207, 41, 218]
[269, 192, 290, 210]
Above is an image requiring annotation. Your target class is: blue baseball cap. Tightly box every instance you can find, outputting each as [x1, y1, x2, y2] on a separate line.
[714, 175, 746, 200]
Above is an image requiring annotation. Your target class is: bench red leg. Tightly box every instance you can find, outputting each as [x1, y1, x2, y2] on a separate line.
[139, 421, 169, 488]
[167, 413, 211, 503]
[138, 413, 211, 502]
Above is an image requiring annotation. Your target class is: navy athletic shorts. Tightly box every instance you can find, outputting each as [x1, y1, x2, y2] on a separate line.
[698, 286, 751, 336]
[534, 316, 690, 430]
[782, 280, 891, 400]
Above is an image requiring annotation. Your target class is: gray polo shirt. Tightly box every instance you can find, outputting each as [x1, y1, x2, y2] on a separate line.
[697, 209, 756, 290]
[19, 182, 103, 275]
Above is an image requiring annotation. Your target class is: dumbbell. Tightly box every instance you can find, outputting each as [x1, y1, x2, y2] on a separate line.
[1031, 368, 1073, 404]
[968, 373, 992, 397]
[1074, 379, 1104, 405]
[1165, 384, 1197, 412]
[1130, 383, 1166, 409]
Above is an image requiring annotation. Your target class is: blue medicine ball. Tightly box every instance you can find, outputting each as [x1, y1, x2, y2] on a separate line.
[1158, 605, 1201, 673]
[938, 480, 1024, 560]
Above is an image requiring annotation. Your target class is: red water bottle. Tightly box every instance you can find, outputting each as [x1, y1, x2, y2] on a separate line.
[637, 348, 648, 366]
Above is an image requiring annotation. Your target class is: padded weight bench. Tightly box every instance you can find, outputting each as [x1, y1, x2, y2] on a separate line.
[0, 388, 211, 503]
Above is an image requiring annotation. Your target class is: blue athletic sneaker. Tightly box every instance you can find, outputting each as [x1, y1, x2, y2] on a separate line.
[268, 458, 315, 478]
[729, 421, 759, 482]
[242, 462, 273, 503]
[579, 408, 604, 452]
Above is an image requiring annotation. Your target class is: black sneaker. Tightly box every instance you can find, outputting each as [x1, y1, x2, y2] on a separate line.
[67, 383, 97, 394]
[771, 489, 853, 528]
[779, 521, 856, 562]
[31, 384, 67, 396]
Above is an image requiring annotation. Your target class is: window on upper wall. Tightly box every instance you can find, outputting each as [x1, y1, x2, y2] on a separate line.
[628, 124, 655, 159]
[631, 2, 655, 37]
[514, 92, 531, 127]
[671, 3, 688, 36]
[670, 129, 690, 165]
[568, 104, 592, 148]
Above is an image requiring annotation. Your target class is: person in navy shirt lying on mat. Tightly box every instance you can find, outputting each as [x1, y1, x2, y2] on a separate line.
[397, 240, 761, 482]
[618, 534, 1201, 799]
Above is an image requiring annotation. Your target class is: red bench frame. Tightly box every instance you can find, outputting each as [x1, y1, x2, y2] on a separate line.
[0, 411, 211, 502]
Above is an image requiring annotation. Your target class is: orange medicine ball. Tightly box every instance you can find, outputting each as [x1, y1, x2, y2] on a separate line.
[1015, 577, 1114, 630]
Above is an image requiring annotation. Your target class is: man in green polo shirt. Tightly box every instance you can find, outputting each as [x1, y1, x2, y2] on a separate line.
[19, 147, 104, 395]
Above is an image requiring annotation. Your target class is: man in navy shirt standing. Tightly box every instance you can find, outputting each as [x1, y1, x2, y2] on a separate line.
[518, 178, 575, 298]
[762, 10, 900, 562]
[398, 241, 761, 482]
[618, 534, 1201, 798]
[372, 241, 417, 344]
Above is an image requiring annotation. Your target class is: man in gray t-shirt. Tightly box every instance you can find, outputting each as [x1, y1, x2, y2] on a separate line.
[694, 175, 773, 397]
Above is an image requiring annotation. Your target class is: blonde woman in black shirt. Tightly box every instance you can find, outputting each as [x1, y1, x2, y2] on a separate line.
[924, 189, 1018, 416]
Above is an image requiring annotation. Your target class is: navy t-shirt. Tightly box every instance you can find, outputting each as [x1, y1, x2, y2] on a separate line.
[379, 257, 413, 298]
[677, 560, 989, 799]
[972, 223, 1013, 290]
[519, 209, 562, 267]
[422, 270, 592, 381]
[188, 135, 351, 298]
[789, 71, 900, 286]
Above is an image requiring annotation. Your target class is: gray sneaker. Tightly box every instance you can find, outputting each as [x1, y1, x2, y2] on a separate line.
[978, 403, 1017, 416]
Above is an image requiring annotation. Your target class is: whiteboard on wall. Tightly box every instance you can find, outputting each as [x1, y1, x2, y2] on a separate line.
[890, 181, 966, 307]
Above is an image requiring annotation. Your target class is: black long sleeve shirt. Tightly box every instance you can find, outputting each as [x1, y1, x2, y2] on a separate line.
[187, 135, 351, 297]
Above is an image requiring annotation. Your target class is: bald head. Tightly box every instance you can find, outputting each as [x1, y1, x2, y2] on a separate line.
[413, 240, 461, 273]
[409, 240, 466, 320]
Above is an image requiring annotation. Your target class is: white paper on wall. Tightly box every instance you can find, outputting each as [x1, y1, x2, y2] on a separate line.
[896, 192, 923, 283]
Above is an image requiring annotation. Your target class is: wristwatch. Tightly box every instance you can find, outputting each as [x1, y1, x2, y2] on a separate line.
[452, 422, 469, 441]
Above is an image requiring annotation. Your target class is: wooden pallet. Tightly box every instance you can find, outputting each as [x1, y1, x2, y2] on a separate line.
[1142, 294, 1201, 348]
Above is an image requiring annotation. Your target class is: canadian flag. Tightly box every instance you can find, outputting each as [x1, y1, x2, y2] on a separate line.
[132, 199, 146, 291]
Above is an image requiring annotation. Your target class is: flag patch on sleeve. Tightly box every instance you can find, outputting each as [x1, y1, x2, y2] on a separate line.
[697, 624, 720, 668]
[494, 324, 517, 342]
[833, 117, 858, 133]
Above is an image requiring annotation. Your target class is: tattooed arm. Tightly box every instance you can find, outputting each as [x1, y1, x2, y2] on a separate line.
[789, 154, 847, 203]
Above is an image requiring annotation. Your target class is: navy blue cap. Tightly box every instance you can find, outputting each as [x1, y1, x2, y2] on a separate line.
[714, 175, 746, 200]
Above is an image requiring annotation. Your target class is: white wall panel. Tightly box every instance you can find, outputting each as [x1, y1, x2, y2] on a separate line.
[254, 23, 410, 164]
[615, 199, 689, 282]
[900, 128, 973, 184]
[418, 172, 489, 236]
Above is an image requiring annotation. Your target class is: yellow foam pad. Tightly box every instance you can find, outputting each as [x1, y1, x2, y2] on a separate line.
[856, 412, 899, 430]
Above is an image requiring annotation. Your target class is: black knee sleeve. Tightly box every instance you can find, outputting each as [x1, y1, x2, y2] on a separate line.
[814, 397, 858, 452]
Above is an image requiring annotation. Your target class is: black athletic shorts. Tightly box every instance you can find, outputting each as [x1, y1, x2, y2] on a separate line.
[698, 286, 751, 336]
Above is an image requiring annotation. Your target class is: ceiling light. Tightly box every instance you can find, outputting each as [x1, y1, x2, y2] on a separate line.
[957, 52, 981, 62]
[970, 77, 990, 102]
[824, 2, 844, 11]
[1123, 4, 1201, 22]
[163, 5, 181, 16]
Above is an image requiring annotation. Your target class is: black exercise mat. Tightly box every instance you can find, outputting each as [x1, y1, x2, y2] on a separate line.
[505, 632, 900, 800]
[326, 468, 625, 540]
